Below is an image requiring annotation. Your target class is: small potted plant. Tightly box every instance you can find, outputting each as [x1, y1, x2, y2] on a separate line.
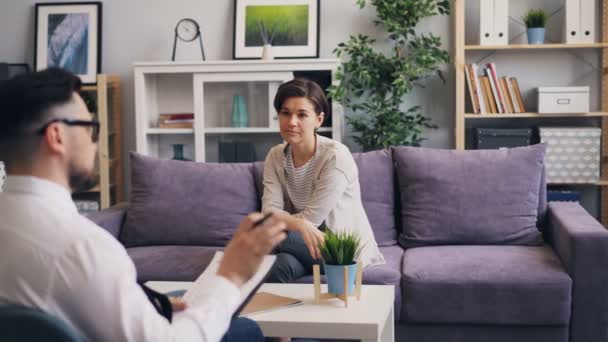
[320, 229, 361, 295]
[257, 20, 277, 60]
[524, 9, 548, 44]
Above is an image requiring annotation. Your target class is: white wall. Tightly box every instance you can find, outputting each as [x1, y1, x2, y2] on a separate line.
[0, 0, 453, 153]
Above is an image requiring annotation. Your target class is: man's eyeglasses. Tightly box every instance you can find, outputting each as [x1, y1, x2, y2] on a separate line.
[36, 119, 100, 143]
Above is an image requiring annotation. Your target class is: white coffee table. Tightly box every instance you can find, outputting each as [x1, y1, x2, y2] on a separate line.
[146, 281, 395, 342]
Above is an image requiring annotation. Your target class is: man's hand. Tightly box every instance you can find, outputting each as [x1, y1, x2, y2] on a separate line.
[264, 210, 324, 260]
[169, 297, 187, 312]
[217, 213, 287, 287]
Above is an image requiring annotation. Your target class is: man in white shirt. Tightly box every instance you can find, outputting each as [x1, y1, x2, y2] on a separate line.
[0, 68, 288, 341]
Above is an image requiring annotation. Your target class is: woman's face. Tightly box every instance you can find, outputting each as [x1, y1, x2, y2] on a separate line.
[278, 96, 324, 146]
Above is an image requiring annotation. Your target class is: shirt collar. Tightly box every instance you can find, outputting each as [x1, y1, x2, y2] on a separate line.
[3, 176, 78, 212]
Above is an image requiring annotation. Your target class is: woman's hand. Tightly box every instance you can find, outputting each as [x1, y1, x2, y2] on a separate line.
[296, 220, 325, 260]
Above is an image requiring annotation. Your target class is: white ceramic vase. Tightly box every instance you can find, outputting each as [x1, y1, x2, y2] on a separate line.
[261, 44, 274, 60]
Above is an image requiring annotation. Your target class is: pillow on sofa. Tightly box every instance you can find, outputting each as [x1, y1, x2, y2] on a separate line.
[393, 144, 546, 248]
[353, 150, 398, 246]
[121, 153, 259, 247]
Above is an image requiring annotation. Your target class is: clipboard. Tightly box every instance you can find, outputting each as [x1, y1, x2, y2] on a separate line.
[182, 251, 279, 318]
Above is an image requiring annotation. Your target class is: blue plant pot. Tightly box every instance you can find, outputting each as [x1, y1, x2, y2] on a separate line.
[527, 28, 545, 45]
[324, 263, 358, 295]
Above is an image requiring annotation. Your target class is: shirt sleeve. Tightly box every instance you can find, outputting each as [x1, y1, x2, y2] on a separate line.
[48, 235, 241, 342]
[261, 148, 285, 212]
[292, 156, 350, 227]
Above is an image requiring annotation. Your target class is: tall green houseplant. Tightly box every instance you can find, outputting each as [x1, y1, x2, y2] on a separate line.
[329, 0, 451, 150]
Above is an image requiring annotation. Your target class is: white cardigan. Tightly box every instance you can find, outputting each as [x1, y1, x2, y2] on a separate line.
[261, 135, 385, 268]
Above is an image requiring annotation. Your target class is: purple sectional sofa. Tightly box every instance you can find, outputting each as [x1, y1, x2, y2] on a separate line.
[88, 145, 608, 342]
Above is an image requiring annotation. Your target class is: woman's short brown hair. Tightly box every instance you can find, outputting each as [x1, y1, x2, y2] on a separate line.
[273, 79, 329, 117]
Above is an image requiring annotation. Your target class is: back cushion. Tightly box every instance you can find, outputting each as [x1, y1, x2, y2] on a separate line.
[121, 153, 259, 247]
[393, 144, 546, 248]
[353, 150, 398, 246]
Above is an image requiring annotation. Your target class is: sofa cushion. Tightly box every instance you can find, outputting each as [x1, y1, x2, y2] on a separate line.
[401, 245, 571, 325]
[121, 153, 259, 247]
[393, 144, 546, 247]
[353, 150, 398, 246]
[294, 245, 403, 320]
[127, 246, 223, 282]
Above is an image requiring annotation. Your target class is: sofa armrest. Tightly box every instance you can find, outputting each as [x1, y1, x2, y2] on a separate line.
[546, 202, 608, 342]
[85, 202, 128, 240]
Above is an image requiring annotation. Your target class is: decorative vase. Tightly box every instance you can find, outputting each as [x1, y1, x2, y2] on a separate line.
[231, 95, 249, 127]
[0, 161, 5, 192]
[527, 28, 545, 44]
[261, 44, 274, 60]
[171, 144, 190, 161]
[324, 263, 358, 295]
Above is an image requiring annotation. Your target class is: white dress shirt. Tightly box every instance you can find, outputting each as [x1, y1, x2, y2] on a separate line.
[0, 176, 241, 342]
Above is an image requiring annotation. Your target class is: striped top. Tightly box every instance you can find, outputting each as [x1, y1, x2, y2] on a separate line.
[284, 145, 317, 213]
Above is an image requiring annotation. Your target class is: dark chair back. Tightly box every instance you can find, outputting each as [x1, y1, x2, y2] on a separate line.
[0, 304, 82, 342]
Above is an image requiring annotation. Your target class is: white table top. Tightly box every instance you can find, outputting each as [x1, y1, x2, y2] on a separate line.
[146, 281, 395, 340]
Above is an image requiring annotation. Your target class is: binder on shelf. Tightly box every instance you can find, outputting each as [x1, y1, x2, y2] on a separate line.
[479, 0, 508, 45]
[479, 0, 494, 45]
[565, 0, 581, 43]
[580, 0, 596, 43]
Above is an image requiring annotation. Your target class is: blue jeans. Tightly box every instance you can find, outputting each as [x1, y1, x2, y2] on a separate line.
[165, 290, 264, 341]
[266, 231, 323, 283]
[221, 317, 264, 342]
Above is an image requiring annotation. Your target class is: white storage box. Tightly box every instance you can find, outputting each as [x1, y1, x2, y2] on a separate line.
[540, 127, 601, 183]
[537, 86, 590, 114]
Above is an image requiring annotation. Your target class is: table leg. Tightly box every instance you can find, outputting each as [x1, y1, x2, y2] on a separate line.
[362, 305, 394, 342]
[380, 306, 394, 342]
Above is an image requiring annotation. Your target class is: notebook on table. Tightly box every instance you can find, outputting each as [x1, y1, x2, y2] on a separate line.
[183, 251, 301, 317]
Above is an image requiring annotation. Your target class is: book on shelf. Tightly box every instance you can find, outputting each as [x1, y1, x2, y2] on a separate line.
[510, 78, 526, 112]
[471, 64, 486, 114]
[487, 63, 507, 113]
[465, 63, 525, 114]
[464, 64, 480, 114]
[484, 66, 503, 113]
[158, 113, 194, 129]
[499, 77, 515, 113]
[480, 76, 498, 113]
[505, 77, 521, 113]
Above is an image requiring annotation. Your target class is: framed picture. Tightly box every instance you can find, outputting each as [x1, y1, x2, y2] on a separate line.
[233, 0, 319, 59]
[34, 2, 102, 84]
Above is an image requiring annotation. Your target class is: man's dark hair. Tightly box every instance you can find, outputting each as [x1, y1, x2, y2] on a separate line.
[0, 68, 82, 165]
[273, 78, 329, 117]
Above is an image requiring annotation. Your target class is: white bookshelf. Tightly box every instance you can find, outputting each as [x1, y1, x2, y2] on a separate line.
[134, 59, 343, 163]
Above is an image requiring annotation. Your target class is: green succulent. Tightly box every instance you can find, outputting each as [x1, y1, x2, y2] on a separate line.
[523, 9, 547, 28]
[320, 229, 362, 266]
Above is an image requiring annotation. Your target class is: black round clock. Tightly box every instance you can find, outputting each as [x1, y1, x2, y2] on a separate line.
[176, 18, 200, 42]
[172, 18, 206, 61]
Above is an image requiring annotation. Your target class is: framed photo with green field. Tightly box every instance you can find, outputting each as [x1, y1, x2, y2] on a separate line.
[233, 0, 319, 59]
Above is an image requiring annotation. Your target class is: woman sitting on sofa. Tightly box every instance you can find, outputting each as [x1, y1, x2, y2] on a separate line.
[262, 78, 385, 283]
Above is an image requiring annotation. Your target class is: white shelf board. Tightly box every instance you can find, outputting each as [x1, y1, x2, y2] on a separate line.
[465, 112, 608, 118]
[146, 128, 194, 134]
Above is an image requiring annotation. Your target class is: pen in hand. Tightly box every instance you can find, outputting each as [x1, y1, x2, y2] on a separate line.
[253, 212, 273, 228]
